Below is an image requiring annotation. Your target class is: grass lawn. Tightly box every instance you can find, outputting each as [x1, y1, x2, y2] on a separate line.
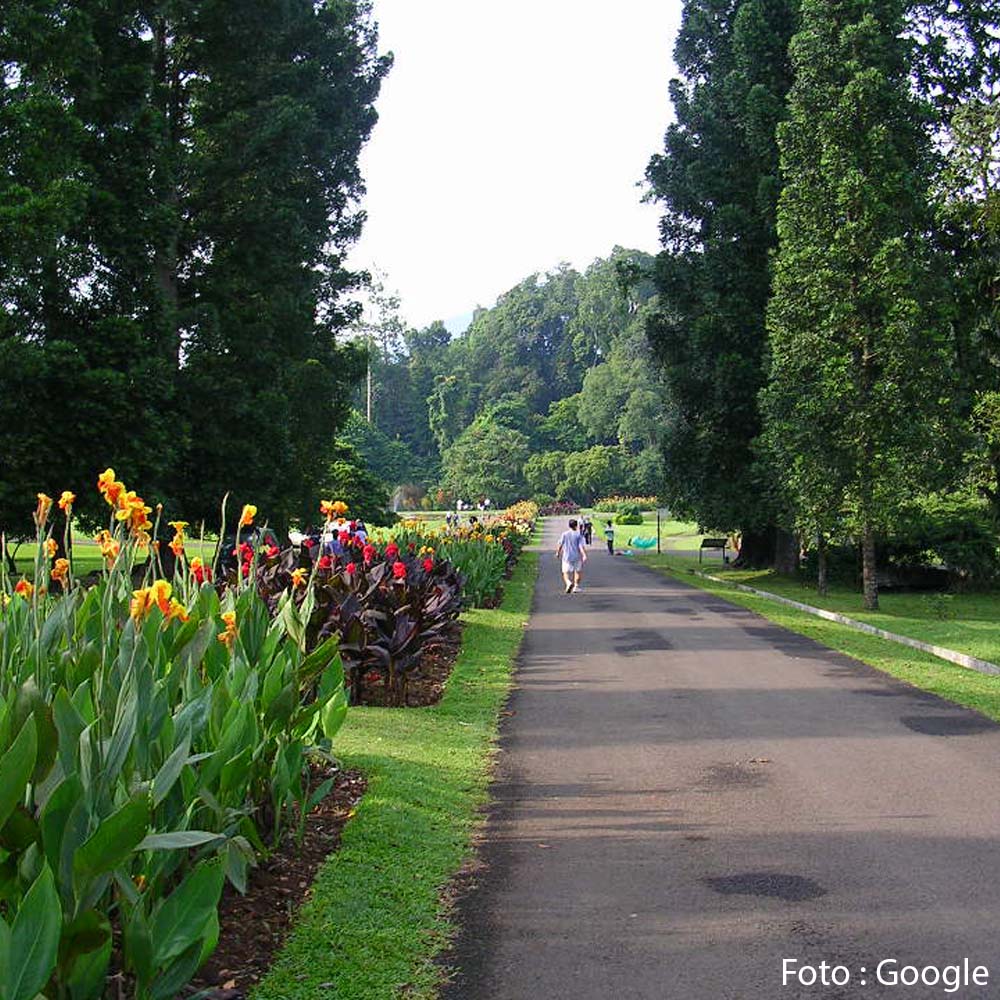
[6, 538, 217, 578]
[579, 510, 705, 553]
[638, 553, 1000, 722]
[253, 549, 540, 1000]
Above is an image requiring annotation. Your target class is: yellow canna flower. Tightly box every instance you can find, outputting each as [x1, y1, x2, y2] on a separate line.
[35, 493, 53, 527]
[58, 491, 76, 511]
[168, 521, 189, 533]
[239, 504, 257, 528]
[165, 599, 189, 624]
[217, 610, 238, 648]
[51, 558, 70, 587]
[130, 587, 154, 622]
[44, 538, 58, 558]
[150, 579, 172, 615]
[14, 578, 33, 599]
[291, 568, 307, 588]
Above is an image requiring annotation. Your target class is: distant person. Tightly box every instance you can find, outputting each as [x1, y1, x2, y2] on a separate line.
[556, 518, 587, 594]
[582, 517, 593, 545]
[604, 520, 615, 555]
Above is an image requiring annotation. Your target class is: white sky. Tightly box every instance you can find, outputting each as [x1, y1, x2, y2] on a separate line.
[348, 1, 683, 331]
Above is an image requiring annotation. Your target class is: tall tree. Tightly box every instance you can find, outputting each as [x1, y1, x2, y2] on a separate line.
[0, 0, 386, 535]
[645, 0, 799, 566]
[763, 0, 950, 610]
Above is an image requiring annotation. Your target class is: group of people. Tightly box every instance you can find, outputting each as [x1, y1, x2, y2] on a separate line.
[554, 516, 617, 594]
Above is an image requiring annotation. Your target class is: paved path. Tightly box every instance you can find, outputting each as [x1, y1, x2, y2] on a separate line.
[444, 519, 1000, 999]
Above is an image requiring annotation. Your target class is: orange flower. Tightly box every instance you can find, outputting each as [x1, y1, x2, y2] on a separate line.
[130, 587, 154, 622]
[51, 558, 70, 587]
[291, 567, 307, 588]
[44, 538, 58, 558]
[35, 493, 53, 527]
[218, 610, 238, 647]
[95, 530, 120, 565]
[168, 520, 189, 533]
[150, 579, 172, 615]
[58, 491, 76, 511]
[320, 500, 335, 519]
[14, 578, 33, 599]
[97, 469, 126, 507]
[165, 599, 189, 623]
[239, 504, 257, 528]
[169, 534, 185, 558]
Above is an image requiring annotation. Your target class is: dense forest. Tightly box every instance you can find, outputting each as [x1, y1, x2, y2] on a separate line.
[347, 248, 668, 509]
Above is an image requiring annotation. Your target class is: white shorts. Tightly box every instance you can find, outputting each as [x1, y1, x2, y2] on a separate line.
[562, 558, 582, 574]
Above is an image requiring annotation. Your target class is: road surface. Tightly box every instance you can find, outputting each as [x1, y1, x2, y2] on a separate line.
[443, 519, 1000, 999]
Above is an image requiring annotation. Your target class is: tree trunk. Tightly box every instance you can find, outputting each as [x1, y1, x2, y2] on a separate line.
[817, 534, 828, 596]
[862, 520, 879, 610]
[773, 528, 799, 575]
[732, 528, 774, 568]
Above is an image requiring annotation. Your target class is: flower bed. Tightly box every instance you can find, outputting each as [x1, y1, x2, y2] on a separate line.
[0, 479, 348, 1000]
[593, 495, 660, 513]
[539, 499, 579, 516]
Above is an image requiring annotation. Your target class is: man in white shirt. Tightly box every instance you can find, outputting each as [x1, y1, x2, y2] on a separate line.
[555, 518, 587, 593]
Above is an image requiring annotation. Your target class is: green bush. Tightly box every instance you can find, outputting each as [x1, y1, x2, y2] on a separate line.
[884, 492, 1000, 589]
[613, 504, 644, 525]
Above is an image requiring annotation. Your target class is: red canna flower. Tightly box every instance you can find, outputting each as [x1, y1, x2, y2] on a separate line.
[303, 538, 316, 549]
[266, 544, 280, 559]
[423, 558, 434, 573]
[385, 542, 399, 560]
[407, 542, 416, 553]
[345, 561, 357, 574]
[339, 530, 351, 544]
[363, 544, 377, 564]
[392, 560, 407, 580]
[318, 555, 332, 570]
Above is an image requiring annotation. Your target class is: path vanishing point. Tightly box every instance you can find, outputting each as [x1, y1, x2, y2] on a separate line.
[444, 518, 1000, 999]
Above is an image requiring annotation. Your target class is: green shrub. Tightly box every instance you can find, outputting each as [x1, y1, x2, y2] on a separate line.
[613, 504, 644, 525]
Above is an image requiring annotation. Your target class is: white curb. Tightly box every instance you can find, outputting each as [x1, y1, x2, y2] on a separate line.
[691, 570, 1000, 677]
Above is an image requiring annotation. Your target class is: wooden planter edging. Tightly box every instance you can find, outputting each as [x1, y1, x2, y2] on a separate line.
[692, 570, 1000, 678]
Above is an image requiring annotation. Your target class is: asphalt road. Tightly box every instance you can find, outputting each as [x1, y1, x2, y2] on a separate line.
[442, 519, 1000, 1000]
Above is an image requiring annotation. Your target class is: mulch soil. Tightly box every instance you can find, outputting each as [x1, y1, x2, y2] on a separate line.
[183, 767, 367, 1000]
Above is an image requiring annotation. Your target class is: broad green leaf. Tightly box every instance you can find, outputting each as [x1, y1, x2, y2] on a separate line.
[9, 864, 60, 1000]
[149, 939, 205, 1000]
[136, 831, 222, 852]
[320, 687, 348, 741]
[124, 905, 153, 986]
[0, 720, 37, 832]
[152, 735, 190, 808]
[150, 860, 224, 966]
[58, 910, 111, 969]
[67, 935, 111, 1000]
[0, 915, 9, 1000]
[73, 793, 151, 886]
[0, 806, 39, 852]
[52, 689, 86, 778]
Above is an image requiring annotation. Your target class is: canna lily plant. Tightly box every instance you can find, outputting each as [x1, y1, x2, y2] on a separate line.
[0, 473, 348, 1000]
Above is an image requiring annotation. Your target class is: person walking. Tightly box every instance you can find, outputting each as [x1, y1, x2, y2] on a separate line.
[556, 518, 587, 593]
[604, 520, 615, 556]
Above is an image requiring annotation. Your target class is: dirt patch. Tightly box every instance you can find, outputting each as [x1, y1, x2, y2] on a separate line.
[183, 767, 367, 999]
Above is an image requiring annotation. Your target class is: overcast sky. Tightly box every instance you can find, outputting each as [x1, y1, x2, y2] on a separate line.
[348, 1, 683, 331]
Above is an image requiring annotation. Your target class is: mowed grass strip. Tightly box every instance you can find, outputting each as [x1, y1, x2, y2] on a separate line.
[252, 549, 540, 1000]
[639, 554, 1000, 722]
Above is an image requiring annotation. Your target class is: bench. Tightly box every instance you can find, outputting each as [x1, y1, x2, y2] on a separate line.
[699, 537, 728, 563]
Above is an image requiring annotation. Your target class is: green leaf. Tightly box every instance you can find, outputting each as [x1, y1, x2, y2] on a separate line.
[151, 735, 191, 808]
[137, 831, 222, 852]
[9, 864, 60, 1000]
[53, 688, 86, 779]
[0, 720, 37, 833]
[320, 687, 348, 741]
[73, 793, 151, 886]
[0, 806, 39, 852]
[150, 861, 224, 966]
[58, 910, 111, 970]
[0, 914, 9, 1000]
[67, 935, 111, 1000]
